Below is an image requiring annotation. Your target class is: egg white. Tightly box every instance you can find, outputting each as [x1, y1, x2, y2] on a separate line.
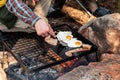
[67, 38, 82, 48]
[56, 31, 73, 43]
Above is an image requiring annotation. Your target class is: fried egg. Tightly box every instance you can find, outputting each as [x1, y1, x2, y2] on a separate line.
[67, 38, 82, 48]
[56, 31, 73, 43]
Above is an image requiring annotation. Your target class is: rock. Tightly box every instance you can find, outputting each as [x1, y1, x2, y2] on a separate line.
[78, 13, 120, 54]
[0, 51, 17, 69]
[57, 54, 120, 80]
[0, 67, 7, 80]
[57, 13, 120, 80]
[7, 52, 17, 65]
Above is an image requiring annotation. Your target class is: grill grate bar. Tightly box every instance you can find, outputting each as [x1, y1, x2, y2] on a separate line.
[2, 33, 58, 70]
[1, 24, 98, 72]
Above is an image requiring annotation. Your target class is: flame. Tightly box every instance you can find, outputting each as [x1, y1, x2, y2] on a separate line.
[61, 58, 78, 67]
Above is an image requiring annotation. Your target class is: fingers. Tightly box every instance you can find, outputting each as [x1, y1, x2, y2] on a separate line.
[41, 33, 49, 37]
[36, 30, 49, 37]
[34, 19, 55, 38]
[48, 25, 56, 38]
[41, 24, 55, 38]
[41, 29, 55, 38]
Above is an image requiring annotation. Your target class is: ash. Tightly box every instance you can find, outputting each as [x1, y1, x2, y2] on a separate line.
[5, 64, 59, 80]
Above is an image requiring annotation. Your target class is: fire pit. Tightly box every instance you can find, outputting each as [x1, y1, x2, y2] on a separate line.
[0, 24, 98, 74]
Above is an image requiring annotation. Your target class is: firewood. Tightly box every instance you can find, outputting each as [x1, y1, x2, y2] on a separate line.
[62, 5, 96, 25]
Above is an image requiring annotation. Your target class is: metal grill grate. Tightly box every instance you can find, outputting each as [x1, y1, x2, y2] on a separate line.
[0, 24, 98, 73]
[1, 32, 58, 71]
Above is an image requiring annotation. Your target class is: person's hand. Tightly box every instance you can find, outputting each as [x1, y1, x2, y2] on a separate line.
[34, 19, 55, 37]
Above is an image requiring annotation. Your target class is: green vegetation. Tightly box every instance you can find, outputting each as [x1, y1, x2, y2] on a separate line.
[118, 0, 120, 12]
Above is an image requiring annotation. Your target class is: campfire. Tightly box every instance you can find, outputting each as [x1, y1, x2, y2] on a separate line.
[0, 0, 120, 80]
[0, 24, 98, 80]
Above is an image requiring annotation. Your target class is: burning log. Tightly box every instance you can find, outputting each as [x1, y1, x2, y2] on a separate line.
[62, 4, 96, 25]
[57, 54, 120, 80]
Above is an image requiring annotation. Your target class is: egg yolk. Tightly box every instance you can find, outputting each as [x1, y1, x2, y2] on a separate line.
[66, 35, 72, 40]
[75, 42, 81, 46]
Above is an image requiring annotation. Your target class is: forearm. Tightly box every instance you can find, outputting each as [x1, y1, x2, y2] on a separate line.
[5, 0, 40, 26]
